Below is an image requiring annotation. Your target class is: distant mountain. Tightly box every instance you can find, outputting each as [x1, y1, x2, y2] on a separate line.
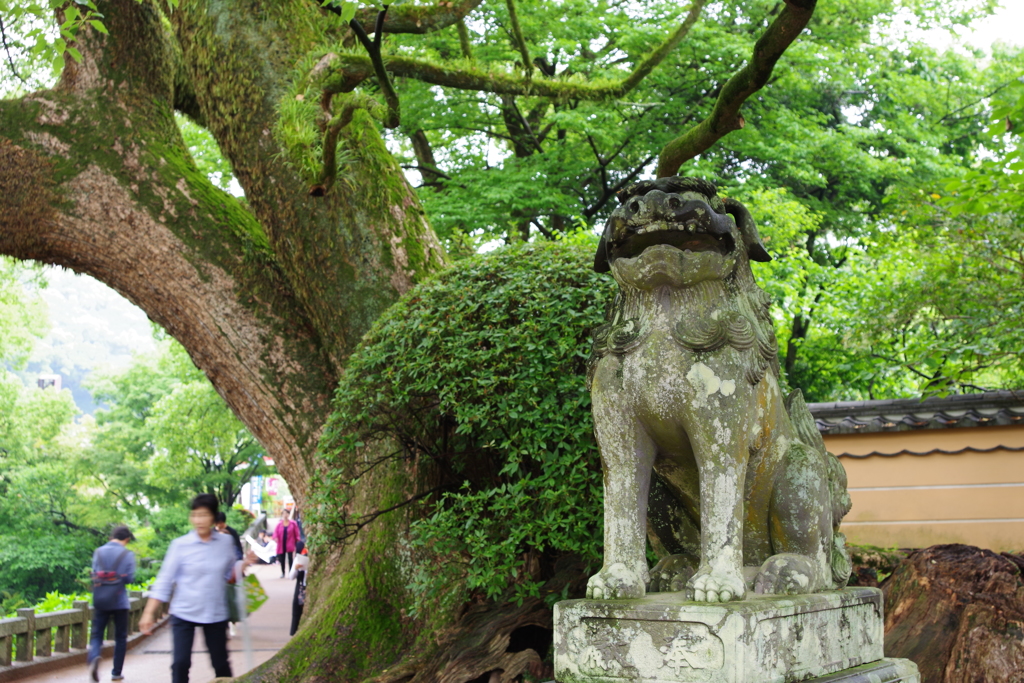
[22, 267, 157, 414]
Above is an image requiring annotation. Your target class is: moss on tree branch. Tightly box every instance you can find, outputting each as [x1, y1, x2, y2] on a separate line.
[316, 2, 705, 101]
[350, 0, 484, 35]
[656, 0, 818, 177]
[504, 0, 532, 78]
[349, 8, 400, 129]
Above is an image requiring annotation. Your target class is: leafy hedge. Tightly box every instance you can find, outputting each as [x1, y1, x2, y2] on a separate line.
[315, 238, 615, 604]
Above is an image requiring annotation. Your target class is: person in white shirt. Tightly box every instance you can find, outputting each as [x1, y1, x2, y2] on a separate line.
[139, 494, 256, 683]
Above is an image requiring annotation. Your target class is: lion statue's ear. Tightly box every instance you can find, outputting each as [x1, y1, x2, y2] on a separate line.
[724, 197, 772, 263]
[594, 235, 611, 273]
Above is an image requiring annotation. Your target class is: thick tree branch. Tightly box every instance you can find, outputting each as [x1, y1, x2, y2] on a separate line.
[504, 0, 532, 77]
[318, 2, 706, 100]
[656, 0, 817, 177]
[171, 0, 446, 377]
[312, 92, 384, 195]
[456, 19, 473, 61]
[620, 0, 705, 95]
[0, 1, 340, 498]
[0, 14, 27, 85]
[349, 8, 400, 129]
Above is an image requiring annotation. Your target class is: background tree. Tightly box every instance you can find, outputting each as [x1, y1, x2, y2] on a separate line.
[0, 255, 264, 604]
[147, 342, 271, 507]
[87, 338, 273, 510]
[0, 257, 104, 603]
[381, 1, 1022, 398]
[84, 348, 182, 514]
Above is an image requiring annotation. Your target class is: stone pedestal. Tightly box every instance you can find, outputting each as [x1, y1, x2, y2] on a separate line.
[553, 587, 919, 683]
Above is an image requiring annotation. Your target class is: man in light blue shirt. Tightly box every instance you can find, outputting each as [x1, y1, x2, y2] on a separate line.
[140, 494, 255, 683]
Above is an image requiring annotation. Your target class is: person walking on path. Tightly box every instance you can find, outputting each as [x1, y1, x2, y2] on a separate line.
[138, 494, 256, 683]
[288, 543, 309, 636]
[214, 511, 244, 637]
[272, 510, 299, 578]
[214, 512, 244, 561]
[88, 526, 135, 682]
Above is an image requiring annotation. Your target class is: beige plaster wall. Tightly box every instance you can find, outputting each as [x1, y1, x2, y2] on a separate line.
[826, 426, 1024, 552]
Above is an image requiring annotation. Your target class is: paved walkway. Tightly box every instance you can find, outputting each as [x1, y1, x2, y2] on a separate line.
[21, 564, 295, 683]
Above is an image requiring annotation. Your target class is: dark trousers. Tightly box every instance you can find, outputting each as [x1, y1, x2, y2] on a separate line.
[278, 551, 293, 576]
[290, 570, 305, 636]
[88, 608, 128, 675]
[170, 615, 231, 683]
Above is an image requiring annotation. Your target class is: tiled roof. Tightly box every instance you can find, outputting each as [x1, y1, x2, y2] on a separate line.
[807, 390, 1024, 436]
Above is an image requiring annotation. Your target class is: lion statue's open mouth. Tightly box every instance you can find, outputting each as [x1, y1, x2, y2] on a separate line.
[594, 176, 770, 275]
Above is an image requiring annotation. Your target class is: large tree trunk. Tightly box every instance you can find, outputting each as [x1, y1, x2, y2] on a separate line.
[0, 0, 443, 496]
[0, 2, 554, 681]
[882, 545, 1024, 682]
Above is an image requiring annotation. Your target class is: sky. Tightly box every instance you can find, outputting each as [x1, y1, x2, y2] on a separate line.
[915, 1, 1024, 52]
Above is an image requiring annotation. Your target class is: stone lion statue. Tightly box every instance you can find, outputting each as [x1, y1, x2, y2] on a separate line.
[586, 177, 852, 603]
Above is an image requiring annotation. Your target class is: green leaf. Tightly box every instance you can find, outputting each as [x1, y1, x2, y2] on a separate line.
[341, 2, 357, 23]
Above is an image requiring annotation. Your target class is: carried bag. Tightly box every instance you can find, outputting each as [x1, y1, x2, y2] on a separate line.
[225, 583, 242, 623]
[91, 547, 130, 611]
[226, 561, 245, 623]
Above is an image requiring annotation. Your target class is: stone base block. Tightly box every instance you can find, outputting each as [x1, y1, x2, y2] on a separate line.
[554, 587, 910, 683]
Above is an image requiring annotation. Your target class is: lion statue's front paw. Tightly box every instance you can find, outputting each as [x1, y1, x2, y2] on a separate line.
[688, 566, 746, 602]
[648, 554, 698, 593]
[754, 553, 818, 595]
[586, 562, 646, 600]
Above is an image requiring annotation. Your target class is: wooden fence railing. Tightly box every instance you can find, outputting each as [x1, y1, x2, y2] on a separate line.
[0, 592, 167, 668]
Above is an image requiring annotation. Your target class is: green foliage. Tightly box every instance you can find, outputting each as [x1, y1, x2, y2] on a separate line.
[148, 344, 269, 506]
[145, 507, 192, 563]
[316, 238, 611, 604]
[351, 0, 1023, 400]
[0, 0, 104, 91]
[2, 582, 155, 618]
[371, 0, 996, 247]
[2, 590, 86, 619]
[0, 261, 264, 601]
[87, 340, 272, 510]
[84, 349, 182, 514]
[0, 533, 95, 604]
[0, 591, 30, 616]
[28, 589, 91, 615]
[939, 71, 1024, 218]
[0, 370, 77, 461]
[0, 257, 46, 367]
[848, 193, 1024, 395]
